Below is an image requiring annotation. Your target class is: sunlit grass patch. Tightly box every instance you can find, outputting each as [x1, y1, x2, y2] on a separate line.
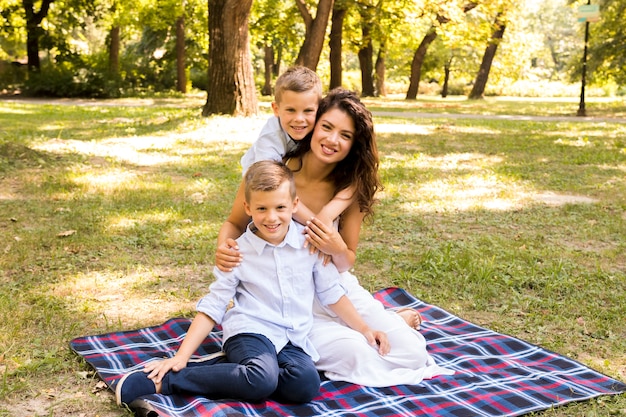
[0, 98, 624, 416]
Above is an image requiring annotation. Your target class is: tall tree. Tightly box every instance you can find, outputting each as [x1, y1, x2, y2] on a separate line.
[250, 0, 300, 95]
[294, 0, 334, 70]
[329, 1, 347, 89]
[175, 14, 186, 93]
[22, 0, 54, 71]
[203, 0, 257, 116]
[368, 0, 415, 96]
[108, 25, 120, 73]
[374, 41, 386, 96]
[406, 27, 437, 99]
[106, 0, 123, 76]
[406, 2, 477, 100]
[468, 10, 507, 99]
[261, 44, 274, 95]
[357, 3, 374, 96]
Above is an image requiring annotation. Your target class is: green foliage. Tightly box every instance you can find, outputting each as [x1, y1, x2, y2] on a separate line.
[250, 0, 303, 72]
[22, 61, 122, 98]
[586, 0, 626, 85]
[1, 0, 624, 98]
[0, 0, 25, 60]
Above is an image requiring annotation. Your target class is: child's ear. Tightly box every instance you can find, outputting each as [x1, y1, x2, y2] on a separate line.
[243, 201, 252, 216]
[292, 196, 299, 213]
[271, 101, 280, 116]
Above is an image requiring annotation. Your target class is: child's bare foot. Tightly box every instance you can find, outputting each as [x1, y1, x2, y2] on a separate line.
[396, 308, 422, 330]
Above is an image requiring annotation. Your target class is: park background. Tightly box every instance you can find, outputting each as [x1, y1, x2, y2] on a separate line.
[1, 0, 625, 110]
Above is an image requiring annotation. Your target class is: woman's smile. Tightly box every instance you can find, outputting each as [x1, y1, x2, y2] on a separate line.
[311, 108, 355, 162]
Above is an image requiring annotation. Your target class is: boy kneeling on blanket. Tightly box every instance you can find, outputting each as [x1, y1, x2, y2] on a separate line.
[116, 160, 389, 406]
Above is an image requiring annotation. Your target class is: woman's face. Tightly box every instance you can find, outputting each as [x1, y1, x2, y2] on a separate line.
[310, 107, 355, 165]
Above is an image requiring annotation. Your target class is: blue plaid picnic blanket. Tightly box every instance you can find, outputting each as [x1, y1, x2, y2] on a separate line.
[70, 287, 626, 417]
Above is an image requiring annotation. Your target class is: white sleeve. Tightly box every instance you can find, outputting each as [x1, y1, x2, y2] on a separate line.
[313, 260, 346, 307]
[240, 117, 289, 174]
[196, 266, 239, 324]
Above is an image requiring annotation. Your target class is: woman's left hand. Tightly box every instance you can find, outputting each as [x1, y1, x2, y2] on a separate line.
[304, 217, 347, 261]
[363, 328, 390, 356]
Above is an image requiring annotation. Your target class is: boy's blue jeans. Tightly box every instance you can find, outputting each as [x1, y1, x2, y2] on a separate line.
[161, 333, 321, 403]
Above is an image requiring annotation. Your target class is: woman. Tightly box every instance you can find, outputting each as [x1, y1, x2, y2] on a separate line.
[217, 88, 452, 387]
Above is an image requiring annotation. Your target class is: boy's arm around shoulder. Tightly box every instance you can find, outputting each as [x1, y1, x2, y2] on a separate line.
[315, 186, 356, 227]
[240, 116, 288, 172]
[294, 186, 356, 228]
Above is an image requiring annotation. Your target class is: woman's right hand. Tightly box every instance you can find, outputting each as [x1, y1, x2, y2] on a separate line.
[215, 238, 242, 272]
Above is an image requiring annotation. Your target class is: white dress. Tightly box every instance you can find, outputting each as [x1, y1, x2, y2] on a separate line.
[310, 271, 454, 387]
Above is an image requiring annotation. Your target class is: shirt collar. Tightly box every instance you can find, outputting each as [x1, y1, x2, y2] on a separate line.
[245, 220, 302, 255]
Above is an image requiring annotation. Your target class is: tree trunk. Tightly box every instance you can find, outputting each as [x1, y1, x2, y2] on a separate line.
[468, 12, 507, 100]
[375, 43, 386, 97]
[294, 0, 334, 71]
[262, 44, 274, 96]
[203, 0, 257, 116]
[22, 0, 54, 72]
[406, 27, 437, 100]
[274, 46, 282, 77]
[329, 4, 346, 90]
[406, 3, 478, 100]
[108, 26, 120, 74]
[358, 25, 374, 97]
[442, 60, 451, 98]
[176, 16, 187, 93]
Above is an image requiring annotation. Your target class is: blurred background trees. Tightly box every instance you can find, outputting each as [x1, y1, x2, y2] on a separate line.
[0, 0, 623, 114]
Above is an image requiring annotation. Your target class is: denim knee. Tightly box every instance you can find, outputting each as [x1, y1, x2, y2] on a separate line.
[285, 366, 320, 403]
[238, 363, 279, 402]
[274, 361, 320, 403]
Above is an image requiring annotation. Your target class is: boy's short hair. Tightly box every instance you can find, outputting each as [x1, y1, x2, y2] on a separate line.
[274, 66, 322, 104]
[244, 160, 297, 203]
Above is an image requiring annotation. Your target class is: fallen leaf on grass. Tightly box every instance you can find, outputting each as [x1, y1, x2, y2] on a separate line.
[92, 380, 108, 393]
[44, 388, 56, 399]
[57, 230, 77, 237]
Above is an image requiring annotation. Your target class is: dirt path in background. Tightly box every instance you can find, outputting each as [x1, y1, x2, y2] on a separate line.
[2, 96, 625, 124]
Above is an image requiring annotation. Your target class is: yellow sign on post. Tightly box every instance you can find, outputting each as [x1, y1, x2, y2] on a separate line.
[578, 4, 600, 22]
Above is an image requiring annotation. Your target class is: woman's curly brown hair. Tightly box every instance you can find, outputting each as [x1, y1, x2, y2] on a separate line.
[285, 87, 382, 220]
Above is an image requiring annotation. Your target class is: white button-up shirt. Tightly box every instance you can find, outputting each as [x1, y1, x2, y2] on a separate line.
[197, 220, 346, 361]
[240, 116, 298, 174]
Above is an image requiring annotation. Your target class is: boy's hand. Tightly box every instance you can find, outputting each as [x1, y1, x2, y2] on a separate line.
[143, 356, 188, 384]
[362, 328, 390, 356]
[215, 238, 242, 272]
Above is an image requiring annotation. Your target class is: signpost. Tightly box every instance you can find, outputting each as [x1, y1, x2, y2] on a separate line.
[578, 4, 600, 22]
[576, 2, 600, 117]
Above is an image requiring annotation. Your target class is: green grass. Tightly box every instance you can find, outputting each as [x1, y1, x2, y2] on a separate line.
[363, 94, 626, 118]
[0, 96, 625, 416]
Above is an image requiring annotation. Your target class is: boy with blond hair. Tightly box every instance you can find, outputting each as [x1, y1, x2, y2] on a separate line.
[116, 161, 388, 406]
[240, 66, 322, 170]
